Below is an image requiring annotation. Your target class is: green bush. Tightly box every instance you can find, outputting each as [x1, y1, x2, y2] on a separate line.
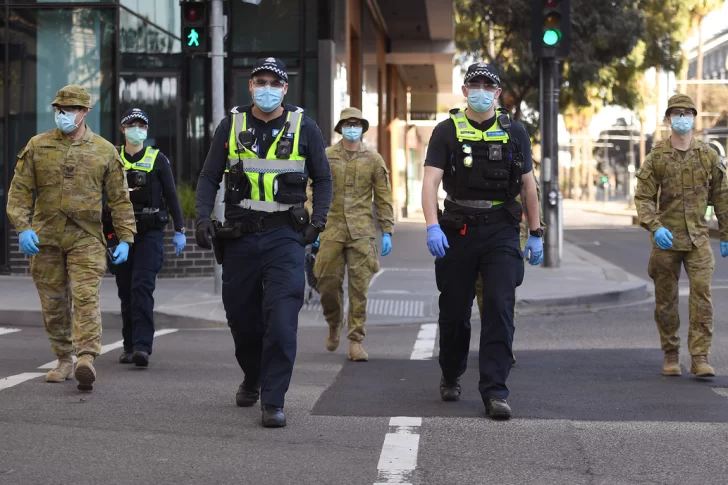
[177, 182, 197, 221]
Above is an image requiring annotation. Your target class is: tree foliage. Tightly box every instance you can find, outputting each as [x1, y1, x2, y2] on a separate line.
[454, 0, 694, 118]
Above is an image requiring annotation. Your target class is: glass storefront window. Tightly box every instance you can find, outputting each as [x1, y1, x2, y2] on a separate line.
[120, 0, 181, 37]
[231, 0, 301, 52]
[120, 8, 181, 69]
[5, 8, 116, 148]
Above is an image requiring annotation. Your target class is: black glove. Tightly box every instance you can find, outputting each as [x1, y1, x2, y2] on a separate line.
[195, 219, 215, 250]
[301, 224, 320, 246]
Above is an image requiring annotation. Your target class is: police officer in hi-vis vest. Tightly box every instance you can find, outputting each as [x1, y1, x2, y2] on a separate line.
[194, 58, 333, 428]
[422, 63, 543, 420]
[110, 108, 187, 368]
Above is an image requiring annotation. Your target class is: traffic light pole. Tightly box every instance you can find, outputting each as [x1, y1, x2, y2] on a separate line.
[541, 57, 561, 268]
[210, 0, 225, 294]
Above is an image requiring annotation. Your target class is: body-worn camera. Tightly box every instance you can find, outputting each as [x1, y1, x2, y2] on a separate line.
[275, 121, 293, 159]
[127, 171, 147, 188]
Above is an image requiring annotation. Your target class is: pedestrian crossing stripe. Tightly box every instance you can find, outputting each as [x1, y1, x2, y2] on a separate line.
[0, 327, 21, 336]
[302, 299, 426, 318]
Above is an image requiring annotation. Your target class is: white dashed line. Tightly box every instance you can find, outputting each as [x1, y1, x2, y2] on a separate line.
[38, 328, 179, 369]
[374, 417, 422, 485]
[712, 388, 728, 399]
[0, 327, 22, 336]
[0, 372, 46, 391]
[410, 323, 437, 360]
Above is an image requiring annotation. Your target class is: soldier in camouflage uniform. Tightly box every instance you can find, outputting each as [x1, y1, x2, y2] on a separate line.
[474, 170, 544, 365]
[6, 85, 136, 391]
[313, 108, 395, 361]
[635, 94, 728, 378]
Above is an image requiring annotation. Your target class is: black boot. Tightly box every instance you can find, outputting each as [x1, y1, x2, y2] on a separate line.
[118, 351, 133, 364]
[235, 378, 260, 407]
[132, 350, 149, 368]
[261, 405, 286, 428]
[485, 397, 512, 420]
[439, 375, 461, 402]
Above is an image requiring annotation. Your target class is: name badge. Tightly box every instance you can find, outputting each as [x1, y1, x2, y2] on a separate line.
[486, 131, 506, 137]
[136, 163, 152, 168]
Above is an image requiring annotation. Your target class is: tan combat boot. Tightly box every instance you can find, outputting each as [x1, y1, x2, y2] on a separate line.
[75, 354, 97, 391]
[690, 355, 715, 377]
[325, 320, 343, 352]
[663, 350, 681, 376]
[45, 355, 74, 383]
[349, 341, 368, 362]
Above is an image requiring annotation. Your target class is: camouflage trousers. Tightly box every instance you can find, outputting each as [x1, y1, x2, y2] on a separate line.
[647, 244, 715, 356]
[30, 219, 106, 358]
[314, 237, 380, 342]
[475, 234, 528, 316]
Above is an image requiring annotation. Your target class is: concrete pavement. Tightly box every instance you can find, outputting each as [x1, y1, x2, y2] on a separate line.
[0, 220, 648, 331]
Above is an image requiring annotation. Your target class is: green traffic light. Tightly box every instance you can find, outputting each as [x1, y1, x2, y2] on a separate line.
[601, 176, 608, 183]
[543, 29, 560, 46]
[187, 28, 200, 47]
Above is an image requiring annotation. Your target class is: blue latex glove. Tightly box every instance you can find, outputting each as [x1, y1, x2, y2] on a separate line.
[19, 230, 40, 256]
[312, 236, 320, 248]
[654, 227, 673, 250]
[112, 242, 130, 265]
[426, 224, 449, 258]
[721, 241, 728, 258]
[524, 235, 544, 266]
[173, 232, 186, 257]
[381, 234, 392, 256]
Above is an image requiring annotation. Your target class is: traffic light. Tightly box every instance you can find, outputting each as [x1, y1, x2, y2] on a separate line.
[601, 176, 608, 184]
[181, 1, 208, 54]
[531, 0, 571, 59]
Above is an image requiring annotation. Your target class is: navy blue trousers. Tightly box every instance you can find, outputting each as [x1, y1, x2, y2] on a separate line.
[222, 225, 305, 408]
[435, 220, 524, 400]
[115, 229, 165, 354]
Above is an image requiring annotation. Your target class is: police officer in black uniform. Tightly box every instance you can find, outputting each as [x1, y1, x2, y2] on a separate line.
[111, 108, 187, 368]
[422, 63, 544, 420]
[194, 58, 332, 428]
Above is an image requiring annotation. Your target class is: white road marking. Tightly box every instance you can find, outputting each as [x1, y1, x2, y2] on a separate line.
[0, 372, 46, 391]
[0, 327, 22, 336]
[38, 328, 179, 369]
[303, 299, 426, 317]
[712, 388, 728, 399]
[373, 417, 422, 485]
[410, 323, 437, 360]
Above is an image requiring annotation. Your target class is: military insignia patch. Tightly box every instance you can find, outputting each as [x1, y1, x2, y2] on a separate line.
[635, 167, 643, 177]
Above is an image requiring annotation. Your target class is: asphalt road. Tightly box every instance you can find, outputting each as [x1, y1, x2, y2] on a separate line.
[2, 213, 728, 484]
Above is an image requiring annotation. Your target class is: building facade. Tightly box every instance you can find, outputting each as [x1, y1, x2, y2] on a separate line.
[0, 0, 454, 273]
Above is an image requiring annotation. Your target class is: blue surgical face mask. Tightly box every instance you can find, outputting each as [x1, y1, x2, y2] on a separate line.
[125, 127, 148, 146]
[467, 89, 495, 113]
[342, 126, 363, 142]
[671, 116, 693, 135]
[254, 86, 283, 113]
[55, 111, 82, 134]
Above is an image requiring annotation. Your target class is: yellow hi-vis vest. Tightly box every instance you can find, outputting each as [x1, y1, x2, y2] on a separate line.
[121, 146, 159, 172]
[226, 109, 305, 212]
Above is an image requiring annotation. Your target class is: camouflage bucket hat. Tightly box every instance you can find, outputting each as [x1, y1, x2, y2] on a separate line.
[334, 107, 369, 134]
[665, 94, 697, 117]
[52, 84, 92, 109]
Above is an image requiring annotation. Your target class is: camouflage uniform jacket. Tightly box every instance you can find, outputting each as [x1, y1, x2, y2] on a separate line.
[635, 137, 728, 251]
[321, 140, 394, 242]
[6, 126, 136, 246]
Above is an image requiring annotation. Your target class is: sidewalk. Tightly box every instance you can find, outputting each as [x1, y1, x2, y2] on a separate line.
[0, 222, 648, 328]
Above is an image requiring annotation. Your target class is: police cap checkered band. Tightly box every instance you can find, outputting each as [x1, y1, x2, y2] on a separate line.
[250, 57, 289, 82]
[464, 62, 501, 86]
[120, 108, 149, 125]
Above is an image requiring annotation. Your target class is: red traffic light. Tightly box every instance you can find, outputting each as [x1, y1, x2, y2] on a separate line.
[184, 7, 200, 22]
[545, 0, 558, 7]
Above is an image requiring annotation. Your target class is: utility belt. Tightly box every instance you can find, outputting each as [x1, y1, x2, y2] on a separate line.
[438, 201, 522, 235]
[210, 207, 310, 264]
[134, 208, 169, 233]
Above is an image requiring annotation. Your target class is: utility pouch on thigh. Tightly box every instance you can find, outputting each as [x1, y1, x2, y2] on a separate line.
[438, 213, 465, 230]
[216, 223, 244, 240]
[503, 200, 523, 224]
[289, 206, 310, 231]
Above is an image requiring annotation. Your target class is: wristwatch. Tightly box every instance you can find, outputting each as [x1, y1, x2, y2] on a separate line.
[311, 220, 326, 232]
[529, 228, 544, 238]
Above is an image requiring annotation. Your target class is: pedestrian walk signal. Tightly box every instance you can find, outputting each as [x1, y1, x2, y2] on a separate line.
[181, 1, 207, 53]
[531, 0, 571, 59]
